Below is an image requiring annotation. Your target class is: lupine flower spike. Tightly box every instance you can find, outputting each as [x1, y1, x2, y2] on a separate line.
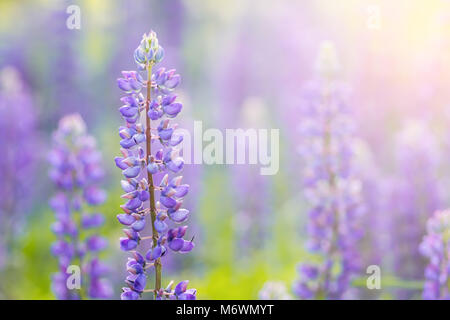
[116, 30, 195, 300]
[388, 120, 442, 299]
[49, 114, 112, 299]
[293, 42, 364, 299]
[419, 210, 450, 300]
[0, 67, 37, 269]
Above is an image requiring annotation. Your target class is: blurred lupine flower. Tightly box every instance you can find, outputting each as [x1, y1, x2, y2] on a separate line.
[293, 42, 364, 299]
[49, 114, 112, 299]
[419, 210, 450, 300]
[0, 66, 37, 270]
[259, 281, 293, 300]
[116, 30, 195, 300]
[388, 120, 443, 298]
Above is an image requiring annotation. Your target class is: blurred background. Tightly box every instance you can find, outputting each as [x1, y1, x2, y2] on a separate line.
[1, 0, 450, 299]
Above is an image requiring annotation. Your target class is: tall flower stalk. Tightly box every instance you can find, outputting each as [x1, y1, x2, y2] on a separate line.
[0, 67, 37, 296]
[116, 31, 195, 300]
[49, 114, 112, 299]
[293, 42, 364, 299]
[388, 120, 442, 298]
[419, 209, 450, 300]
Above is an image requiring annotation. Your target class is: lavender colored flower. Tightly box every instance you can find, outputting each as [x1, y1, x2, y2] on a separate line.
[49, 114, 112, 299]
[116, 30, 195, 300]
[293, 42, 364, 299]
[419, 210, 450, 300]
[0, 66, 37, 270]
[387, 120, 443, 298]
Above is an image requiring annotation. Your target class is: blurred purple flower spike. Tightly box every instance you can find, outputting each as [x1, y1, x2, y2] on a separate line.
[49, 113, 111, 299]
[0, 67, 37, 271]
[293, 42, 364, 300]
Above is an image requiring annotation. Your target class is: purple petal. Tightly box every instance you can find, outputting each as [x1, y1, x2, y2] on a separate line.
[134, 133, 145, 144]
[176, 226, 188, 238]
[165, 74, 180, 89]
[119, 105, 138, 117]
[139, 190, 150, 202]
[162, 95, 177, 106]
[129, 78, 142, 91]
[155, 150, 163, 161]
[51, 240, 74, 258]
[123, 228, 139, 240]
[118, 78, 132, 91]
[167, 157, 184, 173]
[122, 190, 138, 199]
[121, 180, 136, 193]
[180, 240, 195, 253]
[162, 186, 176, 197]
[175, 280, 189, 295]
[146, 245, 165, 261]
[115, 157, 128, 170]
[147, 162, 159, 174]
[160, 196, 177, 208]
[120, 238, 138, 251]
[178, 293, 196, 300]
[117, 214, 136, 226]
[154, 219, 168, 234]
[86, 236, 107, 251]
[133, 252, 145, 265]
[158, 128, 173, 141]
[148, 108, 161, 120]
[163, 103, 182, 117]
[125, 197, 142, 211]
[168, 208, 190, 223]
[120, 138, 136, 149]
[121, 96, 138, 107]
[175, 185, 189, 198]
[133, 273, 146, 292]
[131, 218, 146, 231]
[122, 166, 141, 178]
[49, 193, 70, 215]
[169, 238, 184, 251]
[121, 288, 140, 300]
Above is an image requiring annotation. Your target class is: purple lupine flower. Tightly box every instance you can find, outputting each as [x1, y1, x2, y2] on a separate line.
[110, 3, 199, 277]
[419, 209, 450, 300]
[293, 42, 364, 299]
[116, 30, 195, 300]
[49, 114, 112, 299]
[0, 66, 37, 270]
[387, 120, 443, 299]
